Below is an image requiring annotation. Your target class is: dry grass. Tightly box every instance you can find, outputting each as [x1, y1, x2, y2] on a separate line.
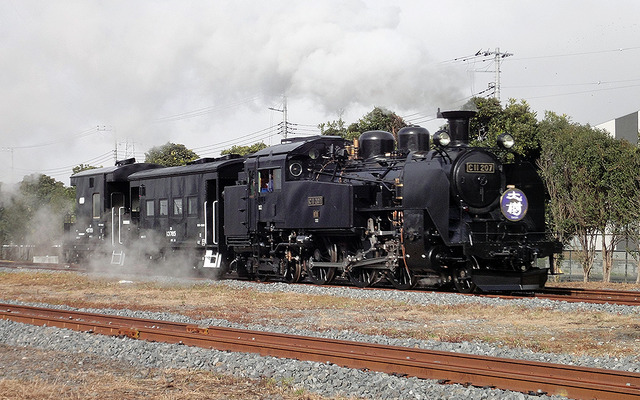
[0, 345, 346, 400]
[1, 270, 639, 358]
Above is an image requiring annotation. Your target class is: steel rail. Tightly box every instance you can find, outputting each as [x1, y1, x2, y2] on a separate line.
[462, 288, 640, 307]
[535, 287, 640, 306]
[1, 303, 639, 399]
[0, 260, 85, 272]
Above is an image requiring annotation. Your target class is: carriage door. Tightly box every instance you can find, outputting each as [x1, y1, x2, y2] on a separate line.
[110, 192, 126, 265]
[203, 179, 221, 268]
[110, 192, 125, 247]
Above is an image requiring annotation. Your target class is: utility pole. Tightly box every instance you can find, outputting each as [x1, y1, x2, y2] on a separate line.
[480, 48, 513, 101]
[269, 95, 290, 138]
[97, 125, 117, 162]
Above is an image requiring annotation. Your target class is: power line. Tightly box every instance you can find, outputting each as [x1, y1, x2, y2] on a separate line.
[512, 46, 640, 61]
[506, 77, 640, 89]
[517, 82, 640, 100]
[152, 95, 267, 123]
[190, 124, 280, 153]
[8, 126, 101, 150]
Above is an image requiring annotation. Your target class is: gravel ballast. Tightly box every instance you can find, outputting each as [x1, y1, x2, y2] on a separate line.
[1, 275, 639, 399]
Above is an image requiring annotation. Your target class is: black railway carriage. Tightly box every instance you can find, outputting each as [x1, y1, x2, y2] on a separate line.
[66, 158, 163, 263]
[127, 155, 244, 271]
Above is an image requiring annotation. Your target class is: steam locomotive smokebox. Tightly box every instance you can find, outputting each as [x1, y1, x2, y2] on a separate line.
[398, 126, 430, 153]
[359, 130, 395, 159]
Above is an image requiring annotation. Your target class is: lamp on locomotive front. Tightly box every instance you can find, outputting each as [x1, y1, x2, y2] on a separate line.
[432, 130, 451, 147]
[497, 133, 515, 150]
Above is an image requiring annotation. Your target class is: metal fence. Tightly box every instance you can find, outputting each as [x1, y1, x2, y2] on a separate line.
[553, 250, 639, 283]
[0, 244, 62, 263]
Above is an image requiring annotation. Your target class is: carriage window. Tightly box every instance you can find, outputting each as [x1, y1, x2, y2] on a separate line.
[89, 178, 95, 188]
[131, 187, 140, 212]
[187, 196, 198, 216]
[259, 168, 281, 192]
[173, 198, 183, 215]
[159, 199, 168, 216]
[146, 200, 155, 217]
[92, 193, 101, 219]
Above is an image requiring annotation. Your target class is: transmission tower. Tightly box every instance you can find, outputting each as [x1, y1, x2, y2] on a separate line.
[478, 48, 513, 101]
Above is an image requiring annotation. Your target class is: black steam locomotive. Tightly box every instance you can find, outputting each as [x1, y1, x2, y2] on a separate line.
[65, 110, 561, 292]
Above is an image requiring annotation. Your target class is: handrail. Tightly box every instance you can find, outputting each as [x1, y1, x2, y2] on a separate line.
[118, 207, 125, 245]
[111, 208, 116, 247]
[203, 201, 208, 245]
[212, 200, 218, 245]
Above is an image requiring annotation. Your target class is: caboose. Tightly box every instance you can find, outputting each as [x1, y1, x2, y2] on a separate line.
[66, 158, 163, 264]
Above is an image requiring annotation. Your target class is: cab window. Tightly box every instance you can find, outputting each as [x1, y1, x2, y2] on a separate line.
[259, 168, 281, 192]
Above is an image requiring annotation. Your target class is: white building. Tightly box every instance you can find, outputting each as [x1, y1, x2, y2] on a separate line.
[596, 110, 639, 144]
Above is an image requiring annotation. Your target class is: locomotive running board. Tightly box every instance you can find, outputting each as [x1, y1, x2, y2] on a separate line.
[203, 250, 222, 269]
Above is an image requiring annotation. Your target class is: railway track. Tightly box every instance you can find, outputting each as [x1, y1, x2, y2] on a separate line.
[1, 260, 640, 306]
[535, 287, 640, 306]
[1, 303, 639, 399]
[0, 260, 85, 273]
[475, 287, 640, 307]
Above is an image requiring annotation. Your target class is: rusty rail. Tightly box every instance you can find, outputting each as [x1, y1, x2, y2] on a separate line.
[535, 287, 640, 306]
[1, 303, 639, 399]
[473, 287, 640, 307]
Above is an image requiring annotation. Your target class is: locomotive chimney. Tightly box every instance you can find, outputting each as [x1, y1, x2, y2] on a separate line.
[437, 109, 477, 146]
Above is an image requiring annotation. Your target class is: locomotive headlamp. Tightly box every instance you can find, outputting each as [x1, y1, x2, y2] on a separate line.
[497, 133, 515, 149]
[433, 130, 451, 147]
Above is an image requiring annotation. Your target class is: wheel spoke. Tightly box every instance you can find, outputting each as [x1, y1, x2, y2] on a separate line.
[283, 260, 302, 283]
[348, 267, 376, 288]
[306, 246, 336, 285]
[386, 266, 415, 290]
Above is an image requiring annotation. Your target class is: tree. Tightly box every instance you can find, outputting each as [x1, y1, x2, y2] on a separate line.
[320, 107, 407, 142]
[469, 97, 540, 163]
[72, 164, 99, 175]
[599, 138, 640, 282]
[538, 113, 611, 282]
[468, 97, 502, 143]
[623, 145, 640, 284]
[318, 117, 347, 138]
[144, 143, 198, 166]
[0, 174, 74, 251]
[220, 142, 267, 156]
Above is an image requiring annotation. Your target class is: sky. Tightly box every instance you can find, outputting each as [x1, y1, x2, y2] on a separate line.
[1, 0, 639, 185]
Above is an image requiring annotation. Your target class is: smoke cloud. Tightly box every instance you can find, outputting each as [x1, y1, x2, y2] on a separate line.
[0, 1, 464, 183]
